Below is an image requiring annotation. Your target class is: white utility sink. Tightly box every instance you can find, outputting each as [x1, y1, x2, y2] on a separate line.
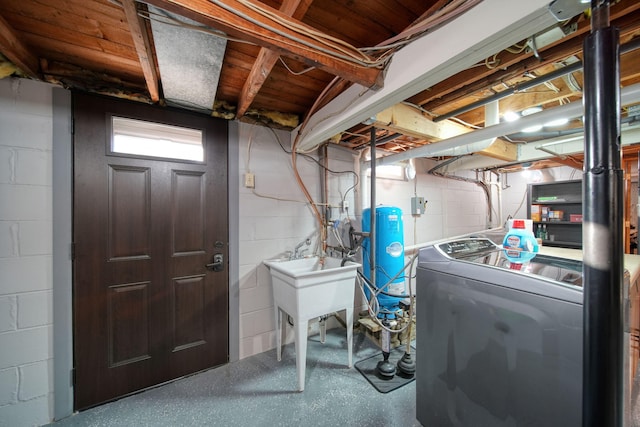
[264, 256, 361, 391]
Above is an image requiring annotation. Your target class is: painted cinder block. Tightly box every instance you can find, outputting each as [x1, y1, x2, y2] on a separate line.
[17, 291, 53, 329]
[0, 221, 18, 257]
[0, 113, 53, 151]
[0, 296, 17, 333]
[0, 367, 18, 406]
[0, 394, 51, 427]
[18, 220, 52, 256]
[0, 326, 52, 370]
[0, 256, 52, 296]
[0, 184, 51, 221]
[18, 361, 50, 401]
[16, 149, 51, 186]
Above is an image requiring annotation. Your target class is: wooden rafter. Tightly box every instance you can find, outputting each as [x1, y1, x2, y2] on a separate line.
[0, 14, 39, 78]
[237, 0, 312, 118]
[122, 0, 160, 102]
[410, 0, 640, 111]
[372, 103, 517, 161]
[144, 0, 383, 89]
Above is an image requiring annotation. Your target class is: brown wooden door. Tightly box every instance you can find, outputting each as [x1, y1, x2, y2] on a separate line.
[72, 92, 228, 410]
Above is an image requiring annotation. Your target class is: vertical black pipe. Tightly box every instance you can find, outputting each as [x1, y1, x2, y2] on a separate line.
[370, 127, 376, 289]
[582, 1, 623, 426]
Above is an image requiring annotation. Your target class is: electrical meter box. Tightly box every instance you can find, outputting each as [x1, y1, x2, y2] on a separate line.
[411, 196, 427, 215]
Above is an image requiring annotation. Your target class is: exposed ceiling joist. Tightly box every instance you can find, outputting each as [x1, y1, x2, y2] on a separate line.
[295, 0, 556, 151]
[413, 0, 640, 113]
[375, 83, 640, 169]
[143, 0, 383, 89]
[372, 103, 517, 161]
[0, 14, 38, 78]
[237, 0, 312, 118]
[122, 0, 160, 102]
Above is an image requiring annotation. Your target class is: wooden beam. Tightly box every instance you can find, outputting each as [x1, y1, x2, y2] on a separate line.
[296, 0, 555, 151]
[236, 0, 312, 118]
[144, 0, 382, 89]
[547, 155, 583, 170]
[0, 14, 39, 78]
[122, 0, 160, 102]
[411, 0, 640, 110]
[372, 103, 517, 161]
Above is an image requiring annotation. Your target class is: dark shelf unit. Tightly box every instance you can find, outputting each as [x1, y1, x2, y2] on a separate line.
[527, 180, 582, 249]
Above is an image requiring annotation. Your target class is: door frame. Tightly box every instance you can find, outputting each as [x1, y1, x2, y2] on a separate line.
[51, 88, 241, 419]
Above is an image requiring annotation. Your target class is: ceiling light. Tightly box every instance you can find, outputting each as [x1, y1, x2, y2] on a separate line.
[522, 106, 543, 116]
[522, 124, 543, 133]
[503, 111, 520, 122]
[545, 117, 569, 127]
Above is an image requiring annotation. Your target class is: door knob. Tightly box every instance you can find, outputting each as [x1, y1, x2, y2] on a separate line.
[206, 253, 224, 272]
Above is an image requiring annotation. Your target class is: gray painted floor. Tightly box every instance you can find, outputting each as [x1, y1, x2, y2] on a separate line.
[49, 329, 419, 427]
[48, 327, 640, 427]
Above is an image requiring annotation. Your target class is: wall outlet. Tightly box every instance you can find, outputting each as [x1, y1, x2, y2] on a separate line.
[244, 173, 255, 188]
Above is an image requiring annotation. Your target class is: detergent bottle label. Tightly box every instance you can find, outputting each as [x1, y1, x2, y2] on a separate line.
[502, 227, 538, 264]
[505, 235, 521, 248]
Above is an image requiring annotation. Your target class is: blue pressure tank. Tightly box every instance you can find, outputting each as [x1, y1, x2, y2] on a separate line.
[362, 206, 405, 317]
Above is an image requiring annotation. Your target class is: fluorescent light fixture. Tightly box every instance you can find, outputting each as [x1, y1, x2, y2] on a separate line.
[503, 111, 520, 122]
[545, 117, 569, 127]
[522, 124, 544, 133]
[522, 106, 543, 116]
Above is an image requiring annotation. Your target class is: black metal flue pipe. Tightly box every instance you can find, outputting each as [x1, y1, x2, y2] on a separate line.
[582, 0, 623, 426]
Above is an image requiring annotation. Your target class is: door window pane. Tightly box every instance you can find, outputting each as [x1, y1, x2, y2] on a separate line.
[111, 116, 204, 162]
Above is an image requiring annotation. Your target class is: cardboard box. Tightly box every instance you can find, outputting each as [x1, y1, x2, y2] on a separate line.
[570, 214, 583, 223]
[531, 205, 541, 222]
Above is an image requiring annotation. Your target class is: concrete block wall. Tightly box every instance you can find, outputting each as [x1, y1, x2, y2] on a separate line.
[366, 159, 488, 246]
[0, 78, 54, 426]
[237, 129, 492, 359]
[236, 123, 358, 358]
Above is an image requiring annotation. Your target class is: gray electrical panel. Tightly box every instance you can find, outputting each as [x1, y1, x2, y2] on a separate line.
[411, 196, 426, 215]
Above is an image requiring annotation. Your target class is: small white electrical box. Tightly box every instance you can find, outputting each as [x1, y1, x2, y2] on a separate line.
[244, 173, 255, 188]
[411, 196, 427, 215]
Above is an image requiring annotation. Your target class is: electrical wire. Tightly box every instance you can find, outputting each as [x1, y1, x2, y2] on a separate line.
[278, 57, 316, 76]
[137, 7, 256, 45]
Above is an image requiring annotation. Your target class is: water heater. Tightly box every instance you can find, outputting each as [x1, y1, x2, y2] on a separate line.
[362, 206, 405, 317]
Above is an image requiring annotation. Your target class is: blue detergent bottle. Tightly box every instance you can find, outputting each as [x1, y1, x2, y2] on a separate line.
[503, 219, 539, 269]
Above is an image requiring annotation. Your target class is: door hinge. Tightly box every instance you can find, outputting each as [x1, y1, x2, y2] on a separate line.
[71, 242, 75, 261]
[71, 368, 76, 387]
[70, 117, 75, 135]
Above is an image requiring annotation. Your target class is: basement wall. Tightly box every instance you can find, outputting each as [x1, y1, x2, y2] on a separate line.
[0, 78, 54, 426]
[0, 77, 493, 424]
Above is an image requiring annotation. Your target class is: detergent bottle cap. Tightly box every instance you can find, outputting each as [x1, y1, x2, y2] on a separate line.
[512, 219, 525, 229]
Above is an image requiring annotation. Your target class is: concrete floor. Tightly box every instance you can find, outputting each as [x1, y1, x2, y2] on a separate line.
[49, 329, 419, 427]
[48, 326, 640, 427]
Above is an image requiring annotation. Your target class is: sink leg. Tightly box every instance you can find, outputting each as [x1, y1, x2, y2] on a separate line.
[275, 307, 282, 362]
[346, 308, 353, 368]
[295, 318, 307, 391]
[319, 317, 326, 343]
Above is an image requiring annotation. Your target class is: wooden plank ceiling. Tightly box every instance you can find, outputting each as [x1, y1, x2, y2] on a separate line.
[0, 0, 639, 166]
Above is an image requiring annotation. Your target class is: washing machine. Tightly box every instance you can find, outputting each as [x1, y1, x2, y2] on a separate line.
[415, 236, 629, 427]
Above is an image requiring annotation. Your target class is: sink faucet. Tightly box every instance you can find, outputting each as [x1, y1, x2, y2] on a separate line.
[292, 238, 311, 259]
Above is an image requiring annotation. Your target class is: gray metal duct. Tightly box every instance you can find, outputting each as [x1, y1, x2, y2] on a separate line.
[372, 82, 640, 167]
[149, 6, 227, 112]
